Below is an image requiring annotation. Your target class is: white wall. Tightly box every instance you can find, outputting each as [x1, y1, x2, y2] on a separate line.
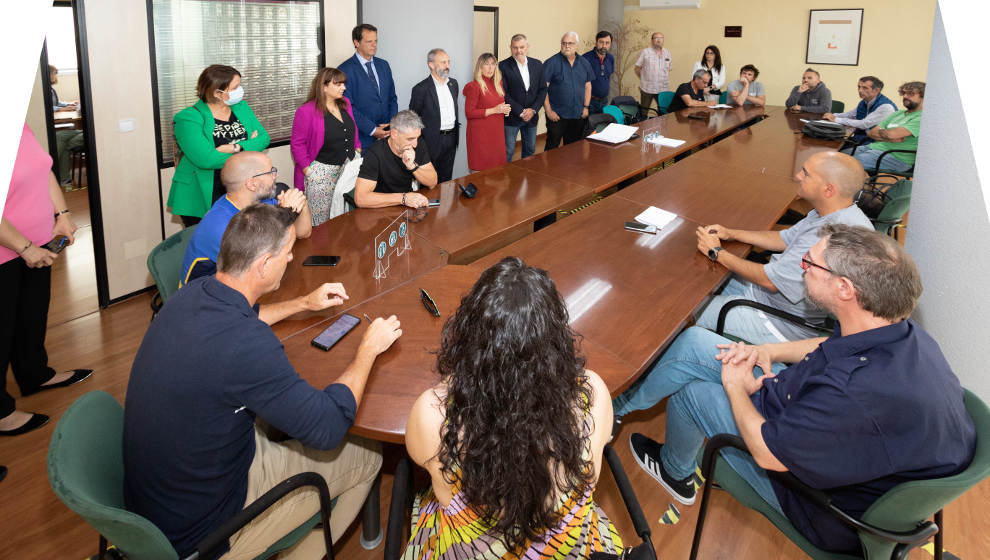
[362, 0, 474, 179]
[906, 3, 990, 401]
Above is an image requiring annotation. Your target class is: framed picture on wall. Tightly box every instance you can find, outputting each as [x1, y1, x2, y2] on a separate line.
[806, 9, 864, 66]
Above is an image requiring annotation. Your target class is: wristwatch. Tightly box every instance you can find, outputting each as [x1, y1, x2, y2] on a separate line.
[409, 163, 420, 173]
[707, 246, 723, 262]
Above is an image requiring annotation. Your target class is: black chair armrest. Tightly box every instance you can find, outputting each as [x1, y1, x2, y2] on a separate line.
[702, 435, 938, 547]
[384, 457, 414, 560]
[715, 299, 833, 338]
[604, 444, 654, 553]
[188, 471, 334, 560]
[342, 190, 357, 210]
[874, 149, 916, 175]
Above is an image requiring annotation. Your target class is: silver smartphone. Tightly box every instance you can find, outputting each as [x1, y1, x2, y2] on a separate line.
[624, 221, 657, 234]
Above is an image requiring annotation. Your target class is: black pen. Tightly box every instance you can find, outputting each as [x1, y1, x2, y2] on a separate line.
[363, 314, 372, 323]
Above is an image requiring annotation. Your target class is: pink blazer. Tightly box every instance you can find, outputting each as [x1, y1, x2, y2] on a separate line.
[290, 98, 361, 191]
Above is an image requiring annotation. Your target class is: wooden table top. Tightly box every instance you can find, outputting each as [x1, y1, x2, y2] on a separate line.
[404, 165, 592, 264]
[261, 210, 449, 339]
[615, 159, 801, 232]
[511, 105, 768, 192]
[276, 107, 817, 441]
[689, 110, 842, 178]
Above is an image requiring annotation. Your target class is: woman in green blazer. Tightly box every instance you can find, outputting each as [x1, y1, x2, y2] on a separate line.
[168, 65, 270, 226]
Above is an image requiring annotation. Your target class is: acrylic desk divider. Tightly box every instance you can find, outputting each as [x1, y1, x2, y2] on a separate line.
[372, 210, 413, 280]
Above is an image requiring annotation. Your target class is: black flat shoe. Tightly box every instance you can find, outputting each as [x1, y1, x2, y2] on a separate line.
[22, 369, 93, 396]
[0, 413, 50, 436]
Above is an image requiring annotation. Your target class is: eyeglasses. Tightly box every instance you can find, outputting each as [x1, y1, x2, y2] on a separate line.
[251, 167, 277, 179]
[420, 289, 440, 317]
[561, 41, 577, 46]
[800, 251, 835, 275]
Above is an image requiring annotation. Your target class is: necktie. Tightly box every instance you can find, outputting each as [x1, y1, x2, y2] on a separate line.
[365, 61, 380, 96]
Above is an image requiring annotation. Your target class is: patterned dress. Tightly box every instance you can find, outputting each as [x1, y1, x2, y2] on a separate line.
[402, 406, 622, 559]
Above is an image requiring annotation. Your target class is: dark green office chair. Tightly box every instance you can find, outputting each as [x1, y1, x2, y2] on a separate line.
[147, 225, 197, 314]
[657, 91, 676, 114]
[856, 177, 913, 240]
[831, 100, 845, 113]
[603, 105, 625, 125]
[611, 95, 657, 124]
[47, 391, 335, 560]
[690, 389, 990, 560]
[718, 91, 728, 105]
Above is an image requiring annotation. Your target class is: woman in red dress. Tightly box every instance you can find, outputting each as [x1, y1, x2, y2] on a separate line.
[463, 53, 511, 172]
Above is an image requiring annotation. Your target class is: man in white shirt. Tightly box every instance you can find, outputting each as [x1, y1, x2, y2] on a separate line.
[409, 48, 460, 183]
[823, 76, 897, 145]
[499, 34, 547, 162]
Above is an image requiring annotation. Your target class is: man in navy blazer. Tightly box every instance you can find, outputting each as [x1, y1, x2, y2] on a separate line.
[409, 48, 459, 183]
[338, 24, 398, 151]
[499, 34, 547, 162]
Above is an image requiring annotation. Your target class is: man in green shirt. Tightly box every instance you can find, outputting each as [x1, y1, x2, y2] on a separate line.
[850, 81, 924, 173]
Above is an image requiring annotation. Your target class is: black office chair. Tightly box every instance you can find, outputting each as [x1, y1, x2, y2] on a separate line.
[383, 445, 656, 560]
[849, 145, 916, 178]
[715, 299, 834, 341]
[585, 112, 618, 136]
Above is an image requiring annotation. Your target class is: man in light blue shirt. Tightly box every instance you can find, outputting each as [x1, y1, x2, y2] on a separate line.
[692, 151, 873, 344]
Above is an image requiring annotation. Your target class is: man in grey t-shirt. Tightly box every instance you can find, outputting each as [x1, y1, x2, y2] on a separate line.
[726, 64, 766, 107]
[693, 151, 873, 344]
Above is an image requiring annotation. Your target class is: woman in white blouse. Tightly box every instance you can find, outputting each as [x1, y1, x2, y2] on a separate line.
[692, 45, 725, 96]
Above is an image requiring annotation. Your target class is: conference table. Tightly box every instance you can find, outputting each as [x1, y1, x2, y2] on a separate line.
[270, 104, 845, 441]
[265, 105, 844, 543]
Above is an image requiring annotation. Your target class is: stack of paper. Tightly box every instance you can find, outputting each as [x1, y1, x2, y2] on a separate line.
[646, 136, 686, 148]
[586, 123, 639, 144]
[707, 104, 733, 109]
[635, 206, 678, 230]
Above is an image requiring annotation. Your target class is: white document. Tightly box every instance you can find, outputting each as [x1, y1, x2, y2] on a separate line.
[635, 206, 678, 230]
[586, 123, 640, 144]
[646, 136, 686, 148]
[707, 104, 733, 109]
[799, 118, 833, 124]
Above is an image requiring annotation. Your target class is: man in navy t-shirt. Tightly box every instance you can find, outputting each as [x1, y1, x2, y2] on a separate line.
[125, 204, 403, 558]
[626, 224, 975, 554]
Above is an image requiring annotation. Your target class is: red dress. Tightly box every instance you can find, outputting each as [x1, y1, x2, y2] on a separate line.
[462, 77, 505, 171]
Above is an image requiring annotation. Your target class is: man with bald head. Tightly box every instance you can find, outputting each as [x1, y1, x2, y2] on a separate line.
[689, 151, 873, 345]
[181, 151, 311, 285]
[542, 31, 593, 150]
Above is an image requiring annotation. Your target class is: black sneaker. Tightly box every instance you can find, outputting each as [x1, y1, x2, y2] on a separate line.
[629, 433, 696, 505]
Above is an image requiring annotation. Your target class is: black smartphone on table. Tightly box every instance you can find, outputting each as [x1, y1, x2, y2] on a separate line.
[42, 236, 69, 254]
[623, 221, 657, 234]
[311, 314, 361, 351]
[303, 255, 341, 267]
[428, 199, 440, 207]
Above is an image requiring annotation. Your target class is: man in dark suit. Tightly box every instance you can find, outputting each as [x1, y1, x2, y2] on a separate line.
[499, 34, 547, 162]
[409, 48, 459, 183]
[338, 24, 398, 151]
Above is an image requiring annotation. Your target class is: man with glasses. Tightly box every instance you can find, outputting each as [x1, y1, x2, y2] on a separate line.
[848, 81, 925, 174]
[635, 31, 672, 112]
[181, 151, 311, 285]
[693, 152, 872, 348]
[621, 224, 975, 555]
[542, 31, 594, 150]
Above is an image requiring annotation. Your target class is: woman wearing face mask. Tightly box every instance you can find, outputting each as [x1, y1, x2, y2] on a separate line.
[168, 64, 270, 227]
[291, 67, 361, 226]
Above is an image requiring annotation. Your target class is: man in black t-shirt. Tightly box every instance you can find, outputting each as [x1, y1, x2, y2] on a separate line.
[667, 69, 711, 112]
[354, 110, 438, 208]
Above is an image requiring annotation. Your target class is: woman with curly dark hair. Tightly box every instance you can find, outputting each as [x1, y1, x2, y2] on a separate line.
[403, 257, 622, 559]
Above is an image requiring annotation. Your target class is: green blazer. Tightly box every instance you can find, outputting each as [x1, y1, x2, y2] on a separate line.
[167, 99, 270, 218]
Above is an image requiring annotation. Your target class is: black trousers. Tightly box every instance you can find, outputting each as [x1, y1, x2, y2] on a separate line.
[0, 258, 56, 417]
[545, 118, 586, 151]
[432, 132, 458, 183]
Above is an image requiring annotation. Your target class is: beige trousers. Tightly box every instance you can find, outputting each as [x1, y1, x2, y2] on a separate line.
[221, 428, 382, 560]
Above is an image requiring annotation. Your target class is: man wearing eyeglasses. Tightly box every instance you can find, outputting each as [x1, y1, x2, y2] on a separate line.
[542, 31, 594, 150]
[691, 151, 872, 346]
[620, 224, 975, 556]
[181, 151, 312, 286]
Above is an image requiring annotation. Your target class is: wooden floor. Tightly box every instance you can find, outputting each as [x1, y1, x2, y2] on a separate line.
[1, 158, 983, 559]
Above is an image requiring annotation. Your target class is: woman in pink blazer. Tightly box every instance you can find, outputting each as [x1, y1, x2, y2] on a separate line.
[291, 67, 361, 226]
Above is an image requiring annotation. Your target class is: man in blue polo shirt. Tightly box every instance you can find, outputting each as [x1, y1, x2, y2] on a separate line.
[624, 224, 975, 554]
[581, 31, 614, 115]
[181, 151, 311, 285]
[543, 31, 593, 150]
[125, 204, 403, 558]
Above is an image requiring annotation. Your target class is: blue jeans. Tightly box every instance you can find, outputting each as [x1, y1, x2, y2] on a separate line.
[504, 123, 537, 162]
[695, 278, 794, 345]
[613, 327, 784, 512]
[613, 326, 784, 417]
[852, 146, 913, 173]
